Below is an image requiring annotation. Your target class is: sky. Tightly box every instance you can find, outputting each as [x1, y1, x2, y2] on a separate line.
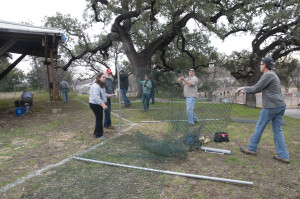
[0, 0, 254, 75]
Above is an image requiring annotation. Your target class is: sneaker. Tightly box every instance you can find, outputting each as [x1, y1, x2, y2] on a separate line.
[240, 147, 256, 155]
[273, 155, 289, 164]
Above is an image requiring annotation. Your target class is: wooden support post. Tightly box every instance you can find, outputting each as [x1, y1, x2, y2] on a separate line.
[50, 48, 57, 108]
[0, 54, 26, 81]
[46, 64, 52, 102]
[0, 38, 17, 57]
[44, 36, 52, 103]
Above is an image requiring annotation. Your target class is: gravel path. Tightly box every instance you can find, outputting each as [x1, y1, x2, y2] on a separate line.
[284, 108, 300, 119]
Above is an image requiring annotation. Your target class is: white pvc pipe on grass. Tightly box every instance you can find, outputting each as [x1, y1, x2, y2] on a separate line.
[140, 119, 220, 123]
[73, 156, 253, 185]
[201, 147, 232, 155]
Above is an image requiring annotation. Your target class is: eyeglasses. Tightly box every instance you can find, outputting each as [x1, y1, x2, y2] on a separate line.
[189, 70, 195, 72]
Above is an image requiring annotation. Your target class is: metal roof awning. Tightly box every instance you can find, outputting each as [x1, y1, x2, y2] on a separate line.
[0, 20, 66, 108]
[0, 20, 65, 58]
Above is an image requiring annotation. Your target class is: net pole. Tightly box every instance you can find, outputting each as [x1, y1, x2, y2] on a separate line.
[74, 156, 253, 185]
[117, 65, 123, 133]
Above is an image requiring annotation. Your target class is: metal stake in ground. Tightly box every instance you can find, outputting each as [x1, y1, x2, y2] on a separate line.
[73, 156, 253, 186]
[117, 65, 123, 133]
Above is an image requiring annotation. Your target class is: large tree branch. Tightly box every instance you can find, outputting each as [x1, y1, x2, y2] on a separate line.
[253, 19, 299, 50]
[210, 2, 246, 23]
[159, 49, 173, 71]
[223, 28, 247, 38]
[91, 0, 109, 22]
[179, 33, 195, 68]
[272, 46, 300, 60]
[141, 1, 252, 58]
[62, 32, 120, 70]
[141, 13, 194, 57]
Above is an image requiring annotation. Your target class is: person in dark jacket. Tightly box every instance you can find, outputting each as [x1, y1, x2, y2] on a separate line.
[149, 76, 156, 104]
[120, 70, 131, 107]
[104, 68, 115, 129]
[236, 57, 289, 164]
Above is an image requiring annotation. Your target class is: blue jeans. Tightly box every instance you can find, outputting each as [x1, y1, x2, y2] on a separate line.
[62, 88, 68, 103]
[150, 90, 155, 104]
[248, 105, 289, 159]
[186, 97, 199, 124]
[142, 93, 150, 110]
[104, 98, 111, 128]
[121, 89, 131, 106]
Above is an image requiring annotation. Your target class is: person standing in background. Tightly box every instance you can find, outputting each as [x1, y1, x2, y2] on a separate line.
[104, 68, 115, 129]
[60, 78, 69, 103]
[138, 74, 152, 111]
[149, 76, 156, 104]
[120, 70, 131, 107]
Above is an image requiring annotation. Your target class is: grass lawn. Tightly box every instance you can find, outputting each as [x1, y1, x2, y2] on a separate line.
[0, 92, 299, 199]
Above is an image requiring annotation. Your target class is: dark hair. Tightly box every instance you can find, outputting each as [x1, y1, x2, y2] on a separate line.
[95, 73, 105, 88]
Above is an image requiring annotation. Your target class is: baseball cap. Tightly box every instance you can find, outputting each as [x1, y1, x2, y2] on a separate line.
[106, 68, 112, 74]
[262, 57, 275, 70]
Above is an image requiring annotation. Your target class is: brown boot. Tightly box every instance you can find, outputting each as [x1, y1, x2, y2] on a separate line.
[240, 147, 256, 155]
[273, 155, 289, 164]
[107, 126, 114, 129]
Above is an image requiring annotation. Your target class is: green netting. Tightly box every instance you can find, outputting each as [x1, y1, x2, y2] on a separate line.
[20, 134, 166, 198]
[19, 68, 238, 198]
[119, 68, 235, 160]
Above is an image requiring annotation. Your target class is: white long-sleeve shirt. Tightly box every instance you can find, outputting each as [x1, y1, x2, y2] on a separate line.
[89, 83, 108, 105]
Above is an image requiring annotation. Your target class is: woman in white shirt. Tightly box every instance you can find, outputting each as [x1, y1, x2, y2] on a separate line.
[89, 73, 112, 139]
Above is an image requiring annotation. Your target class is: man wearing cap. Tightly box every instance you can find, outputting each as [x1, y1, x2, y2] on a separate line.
[104, 68, 115, 129]
[236, 57, 289, 164]
[59, 78, 69, 103]
[177, 69, 199, 126]
[120, 69, 131, 107]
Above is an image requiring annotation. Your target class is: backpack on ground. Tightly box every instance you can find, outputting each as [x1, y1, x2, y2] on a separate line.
[214, 132, 229, 142]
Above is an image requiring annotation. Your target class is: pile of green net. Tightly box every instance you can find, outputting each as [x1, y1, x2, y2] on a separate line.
[134, 68, 235, 160]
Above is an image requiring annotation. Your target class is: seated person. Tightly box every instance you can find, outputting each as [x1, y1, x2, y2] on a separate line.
[20, 91, 33, 112]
